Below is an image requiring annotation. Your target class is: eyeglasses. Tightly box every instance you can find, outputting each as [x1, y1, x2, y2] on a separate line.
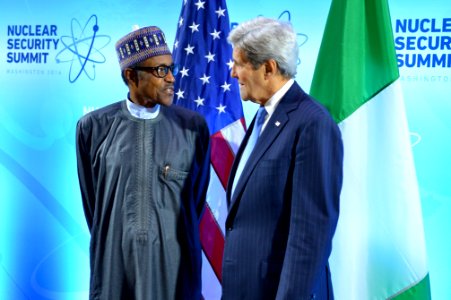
[132, 64, 179, 78]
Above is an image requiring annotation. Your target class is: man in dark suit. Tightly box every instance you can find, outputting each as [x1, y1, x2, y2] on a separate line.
[222, 17, 343, 300]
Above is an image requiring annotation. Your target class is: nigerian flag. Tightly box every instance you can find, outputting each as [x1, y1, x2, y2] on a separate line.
[310, 0, 431, 299]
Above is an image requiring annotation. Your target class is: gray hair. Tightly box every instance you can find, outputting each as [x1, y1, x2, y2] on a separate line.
[228, 17, 298, 78]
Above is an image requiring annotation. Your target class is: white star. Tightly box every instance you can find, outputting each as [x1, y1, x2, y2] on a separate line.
[194, 96, 205, 107]
[199, 74, 211, 85]
[205, 52, 215, 63]
[215, 7, 226, 18]
[226, 59, 234, 70]
[216, 104, 227, 114]
[180, 66, 189, 77]
[221, 81, 231, 92]
[178, 17, 184, 27]
[176, 89, 185, 99]
[174, 40, 179, 49]
[210, 29, 221, 40]
[184, 44, 195, 55]
[194, 0, 205, 10]
[189, 22, 200, 33]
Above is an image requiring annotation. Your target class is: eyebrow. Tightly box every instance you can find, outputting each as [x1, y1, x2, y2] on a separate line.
[233, 59, 241, 65]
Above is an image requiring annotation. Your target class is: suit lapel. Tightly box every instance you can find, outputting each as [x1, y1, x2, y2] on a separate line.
[227, 82, 304, 214]
[226, 117, 254, 206]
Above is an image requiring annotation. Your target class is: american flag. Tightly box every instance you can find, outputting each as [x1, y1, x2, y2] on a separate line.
[172, 0, 245, 298]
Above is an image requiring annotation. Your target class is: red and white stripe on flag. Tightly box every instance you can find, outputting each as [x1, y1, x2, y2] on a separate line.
[172, 0, 246, 298]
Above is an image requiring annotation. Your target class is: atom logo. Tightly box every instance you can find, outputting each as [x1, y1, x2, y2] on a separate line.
[55, 15, 111, 83]
[277, 10, 308, 66]
[278, 10, 308, 47]
[242, 11, 307, 67]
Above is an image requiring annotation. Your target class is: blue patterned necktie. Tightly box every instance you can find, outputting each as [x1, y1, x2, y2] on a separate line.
[231, 106, 267, 198]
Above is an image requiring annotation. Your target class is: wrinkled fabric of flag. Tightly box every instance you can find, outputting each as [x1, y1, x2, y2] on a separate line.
[173, 0, 245, 298]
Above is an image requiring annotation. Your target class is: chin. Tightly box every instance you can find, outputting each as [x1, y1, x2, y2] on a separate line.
[162, 98, 174, 106]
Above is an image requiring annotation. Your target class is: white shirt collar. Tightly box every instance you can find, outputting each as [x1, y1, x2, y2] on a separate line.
[126, 98, 160, 119]
[261, 78, 294, 131]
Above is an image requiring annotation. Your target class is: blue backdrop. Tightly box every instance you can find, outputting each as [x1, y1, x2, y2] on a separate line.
[1, 0, 450, 299]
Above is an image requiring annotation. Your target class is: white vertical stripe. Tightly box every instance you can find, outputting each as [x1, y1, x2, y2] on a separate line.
[331, 79, 428, 299]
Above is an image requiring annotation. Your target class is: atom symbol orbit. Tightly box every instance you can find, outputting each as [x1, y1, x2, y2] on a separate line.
[278, 10, 308, 48]
[55, 15, 111, 83]
[277, 10, 308, 67]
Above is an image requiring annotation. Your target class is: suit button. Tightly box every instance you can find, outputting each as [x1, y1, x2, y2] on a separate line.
[226, 227, 233, 231]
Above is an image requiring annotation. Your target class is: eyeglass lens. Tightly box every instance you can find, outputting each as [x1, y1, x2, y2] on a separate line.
[157, 65, 178, 77]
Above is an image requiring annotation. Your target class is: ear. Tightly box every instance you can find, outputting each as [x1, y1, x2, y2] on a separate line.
[264, 59, 278, 79]
[124, 68, 139, 87]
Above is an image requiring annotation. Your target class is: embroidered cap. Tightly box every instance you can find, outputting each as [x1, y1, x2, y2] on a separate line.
[115, 26, 171, 70]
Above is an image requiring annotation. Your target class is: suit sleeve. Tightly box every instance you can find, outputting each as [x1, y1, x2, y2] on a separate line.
[276, 114, 343, 299]
[75, 118, 96, 230]
[193, 116, 211, 219]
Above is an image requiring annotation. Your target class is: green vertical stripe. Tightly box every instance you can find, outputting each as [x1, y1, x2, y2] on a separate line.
[310, 0, 399, 123]
[391, 274, 431, 300]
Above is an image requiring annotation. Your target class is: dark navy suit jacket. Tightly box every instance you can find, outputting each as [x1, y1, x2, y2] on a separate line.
[222, 82, 343, 300]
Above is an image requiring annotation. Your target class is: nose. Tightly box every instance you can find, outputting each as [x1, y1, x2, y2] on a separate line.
[165, 70, 175, 83]
[231, 65, 237, 79]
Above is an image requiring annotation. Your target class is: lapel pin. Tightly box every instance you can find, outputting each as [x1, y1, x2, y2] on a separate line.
[275, 121, 281, 127]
